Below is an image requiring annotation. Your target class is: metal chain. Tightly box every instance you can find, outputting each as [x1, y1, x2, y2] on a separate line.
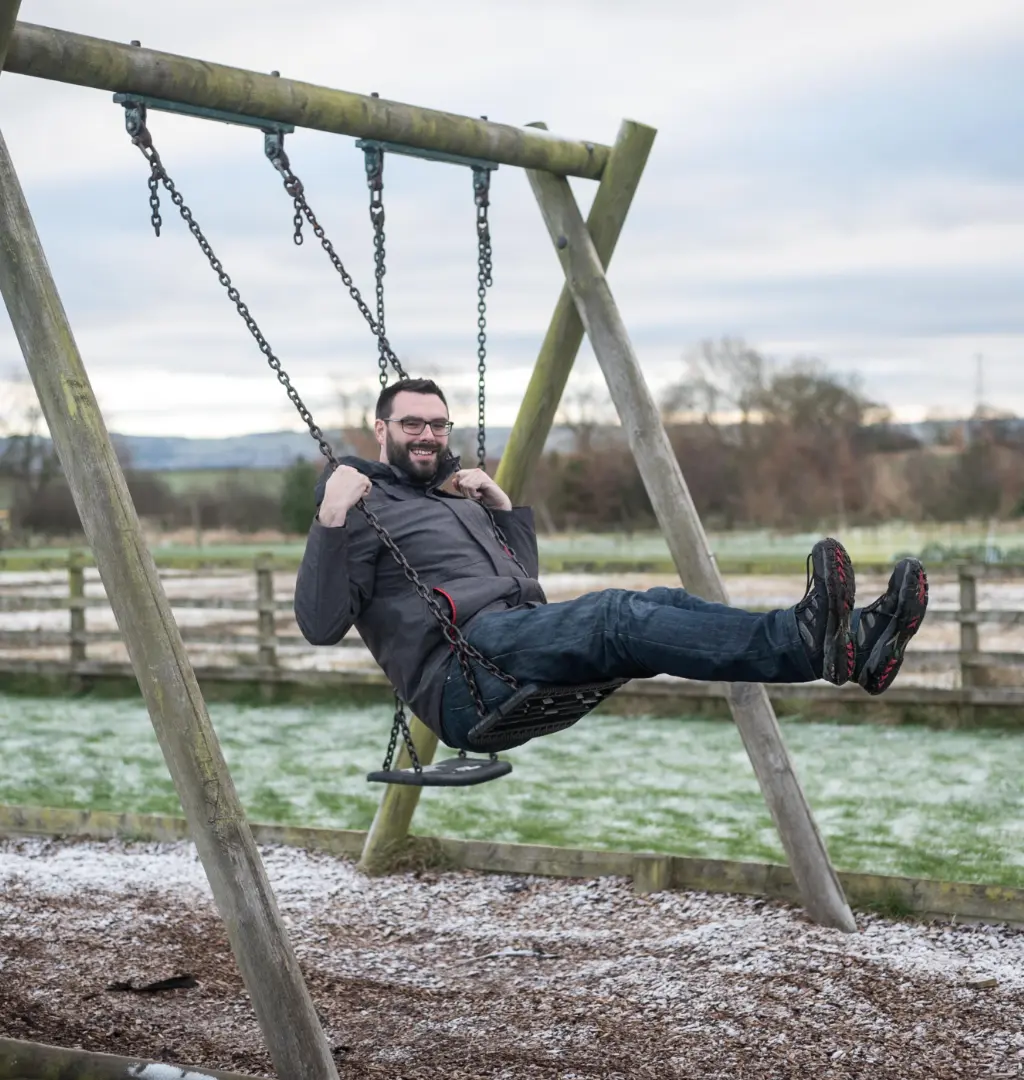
[290, 187, 305, 246]
[263, 137, 408, 383]
[382, 693, 423, 773]
[486, 509, 530, 577]
[125, 116, 515, 722]
[147, 168, 162, 236]
[363, 145, 389, 389]
[473, 166, 493, 471]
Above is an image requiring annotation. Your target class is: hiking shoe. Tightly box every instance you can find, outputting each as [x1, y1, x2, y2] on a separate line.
[854, 558, 928, 695]
[794, 537, 856, 685]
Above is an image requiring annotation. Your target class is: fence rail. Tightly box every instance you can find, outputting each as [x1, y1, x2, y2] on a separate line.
[3, 555, 1024, 712]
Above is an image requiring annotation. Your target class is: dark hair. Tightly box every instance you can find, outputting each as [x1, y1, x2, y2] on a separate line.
[375, 378, 448, 420]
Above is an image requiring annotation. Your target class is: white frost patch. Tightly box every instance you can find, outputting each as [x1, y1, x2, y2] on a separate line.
[128, 1065, 225, 1080]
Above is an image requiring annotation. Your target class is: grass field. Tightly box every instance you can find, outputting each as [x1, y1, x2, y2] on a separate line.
[3, 693, 1023, 888]
[2, 520, 1022, 573]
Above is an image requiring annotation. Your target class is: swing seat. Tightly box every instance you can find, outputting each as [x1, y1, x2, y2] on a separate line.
[367, 755, 513, 787]
[467, 678, 630, 753]
[367, 678, 628, 787]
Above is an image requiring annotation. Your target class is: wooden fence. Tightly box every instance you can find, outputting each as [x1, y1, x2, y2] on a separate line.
[3, 554, 1024, 716]
[0, 553, 337, 664]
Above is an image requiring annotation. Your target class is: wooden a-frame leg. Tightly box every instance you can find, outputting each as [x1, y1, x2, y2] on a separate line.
[358, 120, 656, 874]
[0, 27, 341, 1070]
[526, 168, 857, 933]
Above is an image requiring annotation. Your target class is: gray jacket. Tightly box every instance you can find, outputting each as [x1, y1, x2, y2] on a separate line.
[293, 454, 545, 736]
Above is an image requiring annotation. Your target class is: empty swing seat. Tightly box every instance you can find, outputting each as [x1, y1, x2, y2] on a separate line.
[367, 755, 512, 787]
[367, 678, 630, 787]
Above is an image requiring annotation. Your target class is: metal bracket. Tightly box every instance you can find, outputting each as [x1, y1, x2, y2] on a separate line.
[121, 98, 147, 141]
[263, 130, 288, 172]
[113, 93, 295, 134]
[355, 138, 498, 172]
[472, 164, 492, 208]
[362, 142, 384, 193]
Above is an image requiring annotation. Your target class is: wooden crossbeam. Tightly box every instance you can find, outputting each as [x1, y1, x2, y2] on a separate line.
[3, 21, 610, 178]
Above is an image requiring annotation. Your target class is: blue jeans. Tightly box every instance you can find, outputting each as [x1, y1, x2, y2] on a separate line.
[439, 587, 817, 750]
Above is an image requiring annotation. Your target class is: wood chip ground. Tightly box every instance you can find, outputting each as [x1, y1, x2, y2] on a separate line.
[2, 838, 1022, 1078]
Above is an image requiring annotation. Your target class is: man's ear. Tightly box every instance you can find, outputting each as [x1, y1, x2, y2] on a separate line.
[373, 419, 387, 447]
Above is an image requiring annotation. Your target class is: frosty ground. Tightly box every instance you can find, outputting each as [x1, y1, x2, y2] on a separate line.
[2, 837, 1022, 1079]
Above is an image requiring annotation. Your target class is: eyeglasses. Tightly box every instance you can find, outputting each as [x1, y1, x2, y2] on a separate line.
[384, 417, 454, 436]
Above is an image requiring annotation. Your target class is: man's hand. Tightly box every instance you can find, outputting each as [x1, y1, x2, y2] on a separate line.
[452, 469, 513, 512]
[318, 465, 372, 527]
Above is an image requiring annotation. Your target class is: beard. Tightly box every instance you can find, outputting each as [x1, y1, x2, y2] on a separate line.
[385, 428, 444, 483]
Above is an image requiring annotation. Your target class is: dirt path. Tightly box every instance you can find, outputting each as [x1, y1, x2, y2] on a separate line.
[2, 838, 1022, 1079]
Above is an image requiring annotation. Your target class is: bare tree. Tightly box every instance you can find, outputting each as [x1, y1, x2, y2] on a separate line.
[660, 340, 885, 529]
[0, 368, 61, 505]
[660, 337, 767, 425]
[556, 384, 617, 454]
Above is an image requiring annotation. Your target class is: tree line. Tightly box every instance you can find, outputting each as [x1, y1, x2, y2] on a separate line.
[3, 338, 1023, 543]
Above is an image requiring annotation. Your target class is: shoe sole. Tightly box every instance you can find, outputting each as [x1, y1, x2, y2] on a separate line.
[858, 560, 929, 695]
[821, 537, 856, 686]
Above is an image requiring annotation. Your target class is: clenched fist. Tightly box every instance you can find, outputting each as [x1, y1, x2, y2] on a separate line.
[452, 469, 512, 511]
[318, 465, 372, 527]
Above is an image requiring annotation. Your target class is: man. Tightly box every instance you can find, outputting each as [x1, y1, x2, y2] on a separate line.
[295, 378, 928, 750]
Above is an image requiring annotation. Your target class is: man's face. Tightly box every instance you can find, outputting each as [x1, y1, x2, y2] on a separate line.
[375, 391, 451, 482]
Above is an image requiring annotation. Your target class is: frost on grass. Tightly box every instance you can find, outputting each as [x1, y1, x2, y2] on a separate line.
[1, 837, 1023, 1079]
[3, 690, 1024, 887]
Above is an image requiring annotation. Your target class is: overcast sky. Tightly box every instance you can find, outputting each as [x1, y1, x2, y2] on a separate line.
[1, 0, 1023, 439]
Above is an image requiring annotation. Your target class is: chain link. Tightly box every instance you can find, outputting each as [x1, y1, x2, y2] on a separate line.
[473, 166, 493, 471]
[147, 168, 162, 236]
[125, 117, 516, 725]
[363, 146, 389, 389]
[263, 139, 408, 383]
[382, 693, 423, 773]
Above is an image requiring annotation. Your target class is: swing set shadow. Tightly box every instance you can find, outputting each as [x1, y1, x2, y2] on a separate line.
[0, 11, 860, 1079]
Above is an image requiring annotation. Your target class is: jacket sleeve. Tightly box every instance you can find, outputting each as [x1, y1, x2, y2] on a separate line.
[294, 471, 380, 645]
[491, 506, 540, 579]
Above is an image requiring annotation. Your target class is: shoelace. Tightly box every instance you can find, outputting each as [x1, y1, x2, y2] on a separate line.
[797, 552, 814, 609]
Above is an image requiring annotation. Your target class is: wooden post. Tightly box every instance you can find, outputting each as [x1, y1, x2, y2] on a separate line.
[527, 168, 857, 932]
[0, 129, 339, 1078]
[959, 567, 979, 690]
[358, 715, 441, 875]
[4, 22, 609, 179]
[358, 121, 656, 875]
[255, 553, 277, 668]
[495, 120, 657, 500]
[632, 853, 672, 895]
[0, 1035, 257, 1080]
[0, 2, 19, 70]
[67, 549, 86, 664]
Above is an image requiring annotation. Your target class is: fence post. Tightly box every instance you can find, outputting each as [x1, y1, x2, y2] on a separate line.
[958, 566, 979, 690]
[255, 553, 277, 670]
[67, 549, 86, 666]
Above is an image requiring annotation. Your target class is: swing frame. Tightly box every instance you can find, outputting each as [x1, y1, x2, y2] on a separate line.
[0, 11, 857, 1079]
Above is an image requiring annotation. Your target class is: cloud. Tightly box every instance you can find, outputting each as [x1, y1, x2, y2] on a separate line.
[2, 0, 1024, 436]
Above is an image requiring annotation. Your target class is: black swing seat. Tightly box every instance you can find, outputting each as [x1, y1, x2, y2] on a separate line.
[367, 678, 629, 787]
[367, 755, 512, 787]
[466, 677, 631, 753]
